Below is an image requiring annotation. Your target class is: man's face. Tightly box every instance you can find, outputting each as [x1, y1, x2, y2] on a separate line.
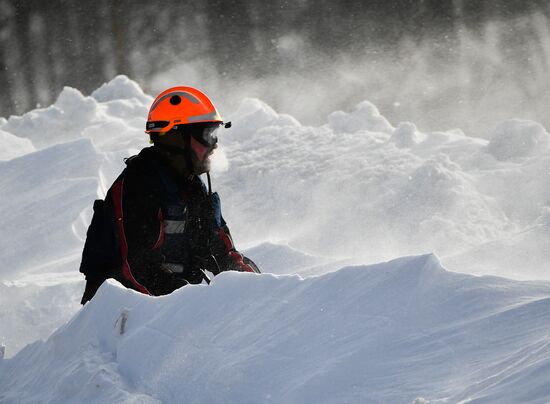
[154, 123, 220, 175]
[190, 137, 217, 175]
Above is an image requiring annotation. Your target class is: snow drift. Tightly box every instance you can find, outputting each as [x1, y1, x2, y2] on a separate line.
[2, 75, 550, 282]
[1, 76, 550, 402]
[2, 254, 550, 403]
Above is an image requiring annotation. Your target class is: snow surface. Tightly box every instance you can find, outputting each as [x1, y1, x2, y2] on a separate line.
[3, 255, 550, 403]
[1, 76, 550, 402]
[0, 130, 34, 161]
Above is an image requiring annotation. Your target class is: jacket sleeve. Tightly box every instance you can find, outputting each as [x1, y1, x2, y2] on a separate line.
[111, 173, 187, 296]
[199, 192, 256, 274]
[212, 222, 256, 274]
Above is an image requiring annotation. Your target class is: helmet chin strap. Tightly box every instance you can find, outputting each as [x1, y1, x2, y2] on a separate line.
[207, 171, 212, 195]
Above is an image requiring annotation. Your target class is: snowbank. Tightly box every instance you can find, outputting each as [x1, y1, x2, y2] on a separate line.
[327, 100, 394, 134]
[2, 255, 550, 403]
[1, 76, 150, 151]
[218, 97, 550, 279]
[0, 139, 99, 278]
[0, 271, 83, 359]
[487, 119, 550, 161]
[1, 74, 549, 368]
[0, 129, 34, 160]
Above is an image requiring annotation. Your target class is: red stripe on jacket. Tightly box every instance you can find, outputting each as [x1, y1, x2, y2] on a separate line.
[217, 228, 255, 273]
[153, 208, 164, 249]
[112, 179, 152, 295]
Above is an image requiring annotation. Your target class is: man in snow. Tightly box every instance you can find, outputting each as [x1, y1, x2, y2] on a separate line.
[79, 86, 258, 304]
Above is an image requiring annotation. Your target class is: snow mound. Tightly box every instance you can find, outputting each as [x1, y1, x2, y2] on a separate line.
[1, 87, 99, 148]
[91, 75, 153, 104]
[229, 98, 300, 137]
[2, 255, 550, 403]
[218, 102, 529, 266]
[0, 139, 99, 278]
[0, 271, 83, 360]
[328, 100, 394, 134]
[1, 77, 149, 151]
[243, 242, 349, 276]
[390, 122, 427, 147]
[487, 119, 550, 161]
[0, 129, 35, 160]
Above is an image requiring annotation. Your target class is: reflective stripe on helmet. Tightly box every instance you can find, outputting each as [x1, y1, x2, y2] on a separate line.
[188, 111, 221, 122]
[148, 91, 200, 116]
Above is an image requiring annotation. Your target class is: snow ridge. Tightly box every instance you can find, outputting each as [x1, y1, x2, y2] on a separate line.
[2, 254, 550, 403]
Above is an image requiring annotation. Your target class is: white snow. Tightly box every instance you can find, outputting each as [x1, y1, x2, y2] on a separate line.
[487, 119, 550, 161]
[3, 255, 550, 403]
[1, 75, 550, 402]
[0, 129, 35, 161]
[217, 99, 550, 281]
[327, 100, 394, 134]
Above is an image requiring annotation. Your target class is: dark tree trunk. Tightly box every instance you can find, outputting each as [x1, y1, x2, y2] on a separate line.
[110, 0, 132, 77]
[13, 1, 37, 111]
[0, 0, 15, 115]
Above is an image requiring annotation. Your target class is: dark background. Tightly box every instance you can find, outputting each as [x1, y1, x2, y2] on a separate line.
[1, 0, 549, 135]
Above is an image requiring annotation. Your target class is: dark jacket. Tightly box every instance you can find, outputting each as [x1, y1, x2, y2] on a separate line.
[80, 147, 253, 303]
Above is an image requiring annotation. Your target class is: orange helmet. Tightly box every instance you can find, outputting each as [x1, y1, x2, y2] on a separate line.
[145, 86, 223, 134]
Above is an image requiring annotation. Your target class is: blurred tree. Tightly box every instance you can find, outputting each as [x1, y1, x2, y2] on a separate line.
[202, 0, 255, 75]
[110, 0, 132, 79]
[13, 0, 37, 111]
[0, 0, 549, 119]
[0, 0, 14, 114]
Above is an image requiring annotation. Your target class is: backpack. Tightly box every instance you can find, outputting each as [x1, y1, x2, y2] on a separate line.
[79, 188, 121, 304]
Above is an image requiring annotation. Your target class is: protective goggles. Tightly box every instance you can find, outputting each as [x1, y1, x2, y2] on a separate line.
[191, 124, 219, 147]
[173, 123, 221, 147]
